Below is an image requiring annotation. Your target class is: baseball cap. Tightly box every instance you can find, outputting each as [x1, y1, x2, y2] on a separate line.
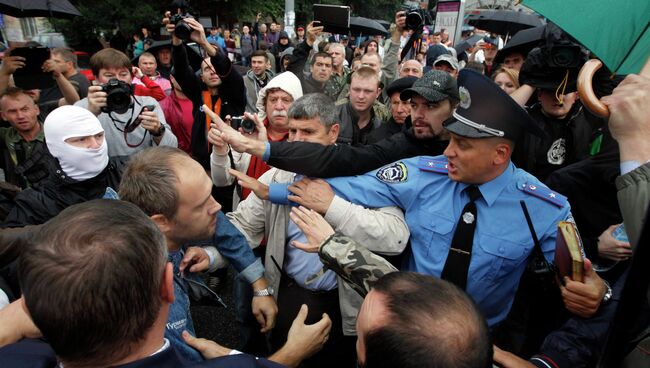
[400, 70, 459, 103]
[433, 54, 459, 70]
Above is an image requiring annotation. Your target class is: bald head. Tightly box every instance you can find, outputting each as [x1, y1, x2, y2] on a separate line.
[361, 53, 382, 75]
[399, 59, 423, 78]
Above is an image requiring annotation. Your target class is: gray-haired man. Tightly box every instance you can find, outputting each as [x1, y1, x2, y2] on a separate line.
[219, 93, 410, 368]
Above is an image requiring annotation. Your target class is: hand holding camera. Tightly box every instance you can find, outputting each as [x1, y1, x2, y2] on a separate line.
[306, 21, 324, 47]
[138, 106, 163, 137]
[87, 79, 133, 116]
[395, 11, 407, 34]
[0, 55, 26, 76]
[87, 85, 107, 116]
[41, 59, 63, 78]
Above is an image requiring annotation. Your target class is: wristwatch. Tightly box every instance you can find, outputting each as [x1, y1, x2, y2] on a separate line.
[602, 280, 613, 304]
[151, 124, 166, 137]
[253, 287, 274, 297]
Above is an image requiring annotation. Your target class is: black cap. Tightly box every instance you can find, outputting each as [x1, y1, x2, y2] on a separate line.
[443, 69, 544, 142]
[400, 70, 459, 103]
[386, 76, 417, 98]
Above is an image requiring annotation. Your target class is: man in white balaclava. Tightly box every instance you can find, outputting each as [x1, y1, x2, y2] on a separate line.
[2, 106, 125, 228]
[44, 105, 109, 182]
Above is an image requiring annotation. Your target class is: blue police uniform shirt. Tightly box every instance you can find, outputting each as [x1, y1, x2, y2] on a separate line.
[269, 155, 571, 326]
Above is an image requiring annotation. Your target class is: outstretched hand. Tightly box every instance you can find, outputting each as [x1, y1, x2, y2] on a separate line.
[269, 304, 331, 367]
[203, 104, 267, 157]
[289, 206, 335, 253]
[228, 168, 269, 200]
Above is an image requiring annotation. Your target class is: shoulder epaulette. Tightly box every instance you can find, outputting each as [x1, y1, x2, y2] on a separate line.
[418, 157, 448, 174]
[519, 182, 567, 208]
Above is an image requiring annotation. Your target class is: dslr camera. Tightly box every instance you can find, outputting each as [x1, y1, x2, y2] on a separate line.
[169, 12, 196, 41]
[402, 4, 435, 30]
[101, 79, 133, 114]
[230, 116, 256, 134]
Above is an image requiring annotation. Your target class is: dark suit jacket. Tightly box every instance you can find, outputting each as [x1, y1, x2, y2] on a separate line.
[0, 339, 286, 368]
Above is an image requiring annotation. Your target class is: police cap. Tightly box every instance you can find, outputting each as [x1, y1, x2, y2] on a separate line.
[443, 69, 545, 142]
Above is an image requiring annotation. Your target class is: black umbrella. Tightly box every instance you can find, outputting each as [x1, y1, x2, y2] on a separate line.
[350, 16, 388, 36]
[0, 0, 81, 19]
[494, 25, 546, 64]
[468, 9, 544, 36]
[374, 19, 391, 32]
[454, 34, 485, 54]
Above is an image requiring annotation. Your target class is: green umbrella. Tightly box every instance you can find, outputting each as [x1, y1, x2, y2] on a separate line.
[521, 0, 649, 75]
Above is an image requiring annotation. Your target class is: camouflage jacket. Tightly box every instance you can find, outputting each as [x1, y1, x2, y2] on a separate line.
[318, 233, 398, 297]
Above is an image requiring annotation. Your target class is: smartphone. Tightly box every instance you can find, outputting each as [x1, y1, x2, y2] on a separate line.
[611, 224, 629, 243]
[313, 4, 350, 35]
[10, 47, 56, 90]
[125, 105, 156, 133]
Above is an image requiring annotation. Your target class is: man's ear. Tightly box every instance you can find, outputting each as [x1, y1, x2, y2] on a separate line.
[328, 123, 340, 144]
[493, 141, 512, 166]
[150, 214, 171, 237]
[161, 262, 175, 303]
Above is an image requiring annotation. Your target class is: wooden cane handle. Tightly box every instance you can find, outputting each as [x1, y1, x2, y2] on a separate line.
[578, 59, 609, 117]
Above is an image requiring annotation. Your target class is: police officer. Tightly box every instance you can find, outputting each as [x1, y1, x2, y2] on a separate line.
[266, 69, 572, 327]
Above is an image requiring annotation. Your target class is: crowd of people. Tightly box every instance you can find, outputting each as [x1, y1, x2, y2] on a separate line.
[0, 7, 648, 368]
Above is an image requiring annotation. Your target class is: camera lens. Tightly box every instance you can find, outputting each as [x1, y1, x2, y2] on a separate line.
[102, 79, 133, 114]
[551, 47, 577, 68]
[175, 20, 192, 41]
[241, 119, 256, 133]
[406, 11, 423, 30]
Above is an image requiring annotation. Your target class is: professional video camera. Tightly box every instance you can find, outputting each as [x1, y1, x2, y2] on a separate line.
[542, 23, 586, 69]
[519, 23, 589, 92]
[101, 79, 133, 114]
[169, 0, 196, 41]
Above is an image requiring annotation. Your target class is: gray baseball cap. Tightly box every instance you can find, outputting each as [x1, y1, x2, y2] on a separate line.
[400, 70, 460, 103]
[433, 54, 460, 70]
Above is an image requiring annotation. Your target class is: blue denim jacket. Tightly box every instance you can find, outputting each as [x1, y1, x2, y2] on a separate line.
[166, 249, 204, 362]
[164, 211, 264, 362]
[213, 211, 264, 283]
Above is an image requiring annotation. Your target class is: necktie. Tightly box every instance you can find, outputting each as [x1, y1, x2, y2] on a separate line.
[441, 185, 481, 290]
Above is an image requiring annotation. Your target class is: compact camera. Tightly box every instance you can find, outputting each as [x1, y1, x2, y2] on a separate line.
[230, 116, 256, 133]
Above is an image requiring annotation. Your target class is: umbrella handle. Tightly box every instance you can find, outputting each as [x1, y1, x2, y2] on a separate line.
[577, 59, 609, 118]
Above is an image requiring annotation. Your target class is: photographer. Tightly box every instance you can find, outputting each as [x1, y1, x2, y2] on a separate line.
[74, 48, 177, 157]
[164, 13, 246, 169]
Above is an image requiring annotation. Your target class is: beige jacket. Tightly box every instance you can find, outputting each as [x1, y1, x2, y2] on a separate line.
[226, 167, 410, 335]
[211, 150, 252, 209]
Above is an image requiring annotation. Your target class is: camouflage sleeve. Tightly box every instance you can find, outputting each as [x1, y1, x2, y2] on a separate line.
[318, 233, 398, 297]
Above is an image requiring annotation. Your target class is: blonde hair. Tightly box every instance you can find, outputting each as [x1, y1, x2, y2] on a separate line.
[492, 67, 520, 89]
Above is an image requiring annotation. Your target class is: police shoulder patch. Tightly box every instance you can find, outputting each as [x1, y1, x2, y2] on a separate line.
[519, 182, 567, 208]
[376, 162, 408, 183]
[417, 157, 449, 174]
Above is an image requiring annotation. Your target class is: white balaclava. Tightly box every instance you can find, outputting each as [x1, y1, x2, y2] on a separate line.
[44, 106, 109, 181]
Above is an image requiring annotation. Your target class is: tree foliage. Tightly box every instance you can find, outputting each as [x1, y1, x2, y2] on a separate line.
[54, 0, 403, 51]
[53, 0, 165, 51]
